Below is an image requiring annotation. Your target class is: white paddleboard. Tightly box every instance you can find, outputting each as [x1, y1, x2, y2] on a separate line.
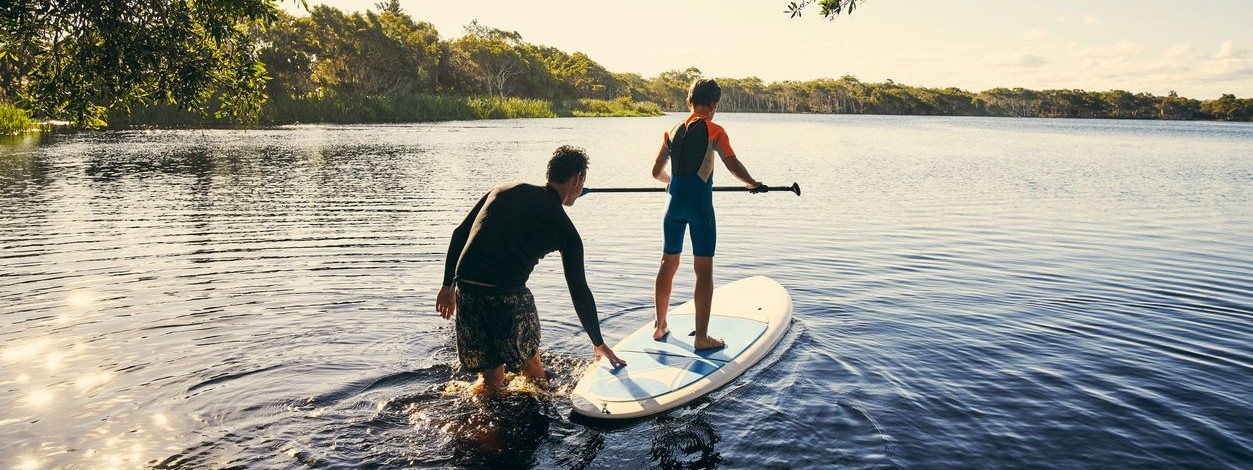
[570, 275, 792, 419]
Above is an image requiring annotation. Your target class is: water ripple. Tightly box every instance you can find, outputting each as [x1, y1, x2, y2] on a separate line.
[1, 116, 1251, 468]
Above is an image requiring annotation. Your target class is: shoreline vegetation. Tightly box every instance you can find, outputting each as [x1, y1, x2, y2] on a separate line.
[1, 2, 1249, 136]
[0, 104, 39, 135]
[106, 96, 665, 128]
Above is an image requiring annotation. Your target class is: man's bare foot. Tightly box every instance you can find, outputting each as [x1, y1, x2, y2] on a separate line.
[693, 335, 725, 351]
[527, 376, 550, 391]
[468, 379, 502, 396]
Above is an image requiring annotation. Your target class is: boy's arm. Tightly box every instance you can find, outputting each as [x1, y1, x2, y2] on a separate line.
[720, 155, 762, 188]
[713, 130, 761, 188]
[652, 140, 671, 184]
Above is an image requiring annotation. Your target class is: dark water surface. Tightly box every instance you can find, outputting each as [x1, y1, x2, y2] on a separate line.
[2, 114, 1251, 469]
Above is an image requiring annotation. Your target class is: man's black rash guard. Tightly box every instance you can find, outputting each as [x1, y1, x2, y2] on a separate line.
[442, 182, 604, 346]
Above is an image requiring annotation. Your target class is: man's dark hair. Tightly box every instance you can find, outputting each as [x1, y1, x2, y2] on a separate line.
[688, 78, 721, 106]
[547, 145, 589, 183]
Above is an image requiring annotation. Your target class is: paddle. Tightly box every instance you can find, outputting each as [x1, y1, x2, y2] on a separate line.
[582, 182, 801, 196]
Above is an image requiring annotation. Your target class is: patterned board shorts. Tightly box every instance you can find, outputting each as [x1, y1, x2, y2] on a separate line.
[454, 287, 541, 373]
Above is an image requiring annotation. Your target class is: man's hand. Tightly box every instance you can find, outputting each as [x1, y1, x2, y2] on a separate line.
[747, 181, 766, 194]
[595, 344, 627, 369]
[436, 286, 456, 319]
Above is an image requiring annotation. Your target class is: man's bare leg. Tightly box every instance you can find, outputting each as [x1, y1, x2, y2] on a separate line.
[692, 255, 724, 350]
[519, 351, 548, 388]
[475, 365, 507, 394]
[654, 253, 681, 340]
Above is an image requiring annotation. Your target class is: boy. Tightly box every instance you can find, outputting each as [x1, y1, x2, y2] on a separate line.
[650, 79, 764, 350]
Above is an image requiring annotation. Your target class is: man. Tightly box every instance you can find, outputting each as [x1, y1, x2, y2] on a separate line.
[436, 145, 626, 393]
[650, 78, 764, 350]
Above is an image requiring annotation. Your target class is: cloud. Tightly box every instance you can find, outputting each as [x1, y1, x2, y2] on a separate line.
[991, 50, 1049, 68]
[946, 41, 987, 54]
[1011, 52, 1048, 68]
[1044, 39, 1252, 97]
[1162, 44, 1191, 60]
[1024, 29, 1048, 41]
[1073, 40, 1146, 75]
[1077, 40, 1145, 60]
[1198, 40, 1253, 80]
[1211, 40, 1247, 60]
[1056, 14, 1100, 26]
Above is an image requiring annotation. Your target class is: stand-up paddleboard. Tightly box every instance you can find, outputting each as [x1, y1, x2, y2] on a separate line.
[571, 276, 792, 419]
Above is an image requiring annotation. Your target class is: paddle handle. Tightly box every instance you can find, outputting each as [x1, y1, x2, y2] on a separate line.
[584, 182, 801, 196]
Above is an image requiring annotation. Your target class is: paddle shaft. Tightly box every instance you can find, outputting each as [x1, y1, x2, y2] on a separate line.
[585, 182, 801, 196]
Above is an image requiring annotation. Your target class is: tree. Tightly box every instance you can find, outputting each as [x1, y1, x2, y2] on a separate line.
[0, 0, 279, 126]
[612, 72, 653, 102]
[650, 67, 702, 111]
[784, 0, 864, 20]
[1156, 91, 1200, 120]
[454, 22, 530, 97]
[259, 11, 318, 99]
[978, 88, 1041, 117]
[542, 50, 620, 100]
[1201, 94, 1253, 121]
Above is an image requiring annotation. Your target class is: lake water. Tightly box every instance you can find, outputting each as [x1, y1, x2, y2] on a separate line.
[1, 114, 1251, 469]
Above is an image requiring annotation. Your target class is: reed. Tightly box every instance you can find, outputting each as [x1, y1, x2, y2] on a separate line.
[564, 97, 665, 117]
[107, 93, 665, 127]
[264, 94, 559, 123]
[0, 103, 38, 134]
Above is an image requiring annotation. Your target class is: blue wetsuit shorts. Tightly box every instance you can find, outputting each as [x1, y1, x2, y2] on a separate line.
[663, 174, 716, 257]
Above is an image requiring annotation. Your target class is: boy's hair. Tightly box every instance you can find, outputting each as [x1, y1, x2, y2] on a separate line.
[688, 78, 722, 106]
[547, 145, 589, 183]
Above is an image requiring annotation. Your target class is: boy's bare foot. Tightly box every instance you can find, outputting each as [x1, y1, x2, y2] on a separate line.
[652, 322, 670, 341]
[693, 335, 725, 351]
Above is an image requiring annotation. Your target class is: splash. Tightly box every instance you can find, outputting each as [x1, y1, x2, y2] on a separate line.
[441, 372, 555, 399]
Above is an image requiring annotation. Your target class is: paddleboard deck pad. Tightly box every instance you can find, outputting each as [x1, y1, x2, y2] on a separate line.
[570, 276, 792, 419]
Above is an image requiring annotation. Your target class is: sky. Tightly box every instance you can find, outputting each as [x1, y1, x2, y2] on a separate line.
[284, 0, 1253, 100]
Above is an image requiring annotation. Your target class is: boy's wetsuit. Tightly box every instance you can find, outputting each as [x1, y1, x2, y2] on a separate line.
[441, 182, 603, 346]
[656, 112, 737, 257]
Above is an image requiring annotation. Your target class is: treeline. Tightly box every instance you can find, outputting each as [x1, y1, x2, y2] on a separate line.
[636, 69, 1251, 121]
[10, 1, 1249, 130]
[109, 1, 662, 126]
[255, 2, 663, 123]
[242, 1, 1248, 124]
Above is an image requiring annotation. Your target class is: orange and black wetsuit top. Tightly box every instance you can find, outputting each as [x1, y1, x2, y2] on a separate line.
[654, 112, 737, 256]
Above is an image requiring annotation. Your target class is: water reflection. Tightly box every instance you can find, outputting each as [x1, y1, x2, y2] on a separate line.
[0, 133, 50, 180]
[1, 332, 176, 468]
[413, 379, 559, 467]
[650, 413, 723, 469]
[74, 370, 113, 390]
[22, 388, 55, 408]
[14, 456, 41, 470]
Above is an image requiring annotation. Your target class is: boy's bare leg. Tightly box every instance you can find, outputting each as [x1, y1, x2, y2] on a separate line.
[692, 256, 724, 350]
[654, 253, 681, 340]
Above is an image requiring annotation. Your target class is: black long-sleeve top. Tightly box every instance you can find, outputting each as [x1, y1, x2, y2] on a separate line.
[442, 182, 604, 346]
